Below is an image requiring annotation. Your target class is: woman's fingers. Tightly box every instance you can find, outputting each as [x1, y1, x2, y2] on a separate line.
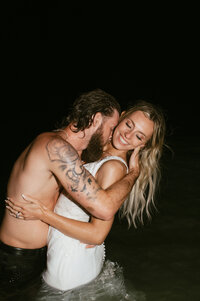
[79, 241, 96, 248]
[9, 212, 24, 219]
[129, 145, 144, 173]
[6, 195, 45, 220]
[6, 196, 27, 207]
[5, 199, 23, 212]
[22, 194, 37, 203]
[5, 203, 24, 219]
[85, 244, 96, 249]
[133, 145, 144, 156]
[4, 197, 39, 220]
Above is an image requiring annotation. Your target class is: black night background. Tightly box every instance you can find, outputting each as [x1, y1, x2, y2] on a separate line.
[0, 2, 199, 301]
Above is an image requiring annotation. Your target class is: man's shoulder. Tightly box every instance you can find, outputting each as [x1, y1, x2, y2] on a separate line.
[29, 132, 78, 164]
[34, 132, 64, 146]
[28, 132, 58, 155]
[35, 131, 77, 158]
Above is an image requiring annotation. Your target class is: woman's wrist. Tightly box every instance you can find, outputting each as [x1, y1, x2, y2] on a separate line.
[39, 204, 51, 223]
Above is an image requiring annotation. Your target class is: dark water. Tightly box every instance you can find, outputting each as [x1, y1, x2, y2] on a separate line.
[1, 135, 200, 300]
[104, 135, 200, 301]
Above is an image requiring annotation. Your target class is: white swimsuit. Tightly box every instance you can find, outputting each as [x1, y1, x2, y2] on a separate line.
[43, 156, 128, 291]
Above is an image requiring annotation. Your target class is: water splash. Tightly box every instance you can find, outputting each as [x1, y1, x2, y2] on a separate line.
[35, 260, 146, 301]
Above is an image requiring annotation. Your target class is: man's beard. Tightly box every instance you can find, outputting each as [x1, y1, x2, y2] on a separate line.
[81, 128, 104, 163]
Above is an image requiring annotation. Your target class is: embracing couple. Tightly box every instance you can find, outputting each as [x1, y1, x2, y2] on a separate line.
[0, 89, 166, 299]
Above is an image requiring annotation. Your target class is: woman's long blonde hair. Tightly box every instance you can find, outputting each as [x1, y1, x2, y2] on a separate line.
[119, 100, 166, 228]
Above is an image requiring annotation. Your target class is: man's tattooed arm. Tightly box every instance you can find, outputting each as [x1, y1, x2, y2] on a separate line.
[46, 136, 139, 220]
[6, 136, 140, 222]
[46, 137, 101, 203]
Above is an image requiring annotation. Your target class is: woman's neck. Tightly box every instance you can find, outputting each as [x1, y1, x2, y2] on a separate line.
[102, 143, 127, 161]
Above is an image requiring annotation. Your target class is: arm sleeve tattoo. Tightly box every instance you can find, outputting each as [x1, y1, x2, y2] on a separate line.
[46, 137, 101, 199]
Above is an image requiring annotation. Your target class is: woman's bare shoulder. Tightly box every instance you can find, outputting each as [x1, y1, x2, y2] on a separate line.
[97, 159, 127, 184]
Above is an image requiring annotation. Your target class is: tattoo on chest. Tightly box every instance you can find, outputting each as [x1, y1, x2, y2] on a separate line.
[46, 138, 100, 199]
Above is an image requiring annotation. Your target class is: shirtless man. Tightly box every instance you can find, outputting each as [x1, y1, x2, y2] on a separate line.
[0, 89, 140, 294]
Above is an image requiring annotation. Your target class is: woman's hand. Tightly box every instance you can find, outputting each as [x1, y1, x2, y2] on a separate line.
[5, 194, 48, 221]
[79, 241, 96, 249]
[129, 145, 144, 176]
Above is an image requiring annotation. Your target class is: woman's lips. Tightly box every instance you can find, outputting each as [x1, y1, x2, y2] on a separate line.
[119, 135, 128, 145]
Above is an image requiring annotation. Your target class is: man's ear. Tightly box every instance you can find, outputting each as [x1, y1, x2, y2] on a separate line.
[120, 111, 126, 117]
[92, 112, 103, 129]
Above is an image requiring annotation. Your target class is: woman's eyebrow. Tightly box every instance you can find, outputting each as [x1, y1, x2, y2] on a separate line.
[128, 118, 146, 137]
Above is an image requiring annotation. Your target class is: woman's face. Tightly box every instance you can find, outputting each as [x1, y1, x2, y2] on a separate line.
[112, 110, 154, 151]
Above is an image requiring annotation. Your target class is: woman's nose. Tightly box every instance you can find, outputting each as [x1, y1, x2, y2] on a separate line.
[124, 130, 132, 138]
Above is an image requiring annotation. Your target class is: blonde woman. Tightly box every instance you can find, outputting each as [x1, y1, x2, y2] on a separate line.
[6, 100, 166, 292]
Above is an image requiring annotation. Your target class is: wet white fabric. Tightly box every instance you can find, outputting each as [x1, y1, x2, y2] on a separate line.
[43, 156, 128, 291]
[37, 260, 146, 301]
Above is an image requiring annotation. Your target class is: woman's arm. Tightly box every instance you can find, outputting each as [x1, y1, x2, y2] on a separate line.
[6, 160, 127, 245]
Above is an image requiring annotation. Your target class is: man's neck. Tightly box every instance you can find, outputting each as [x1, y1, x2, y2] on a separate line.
[62, 126, 88, 155]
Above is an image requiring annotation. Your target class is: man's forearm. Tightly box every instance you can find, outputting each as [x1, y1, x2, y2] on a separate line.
[48, 137, 138, 221]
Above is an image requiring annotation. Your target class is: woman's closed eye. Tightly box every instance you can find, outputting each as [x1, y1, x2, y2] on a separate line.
[126, 121, 132, 129]
[136, 134, 145, 141]
[136, 135, 142, 141]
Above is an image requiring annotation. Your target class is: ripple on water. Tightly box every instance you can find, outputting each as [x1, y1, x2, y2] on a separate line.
[35, 260, 146, 301]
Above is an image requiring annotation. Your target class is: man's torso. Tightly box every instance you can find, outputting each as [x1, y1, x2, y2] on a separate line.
[0, 132, 61, 249]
